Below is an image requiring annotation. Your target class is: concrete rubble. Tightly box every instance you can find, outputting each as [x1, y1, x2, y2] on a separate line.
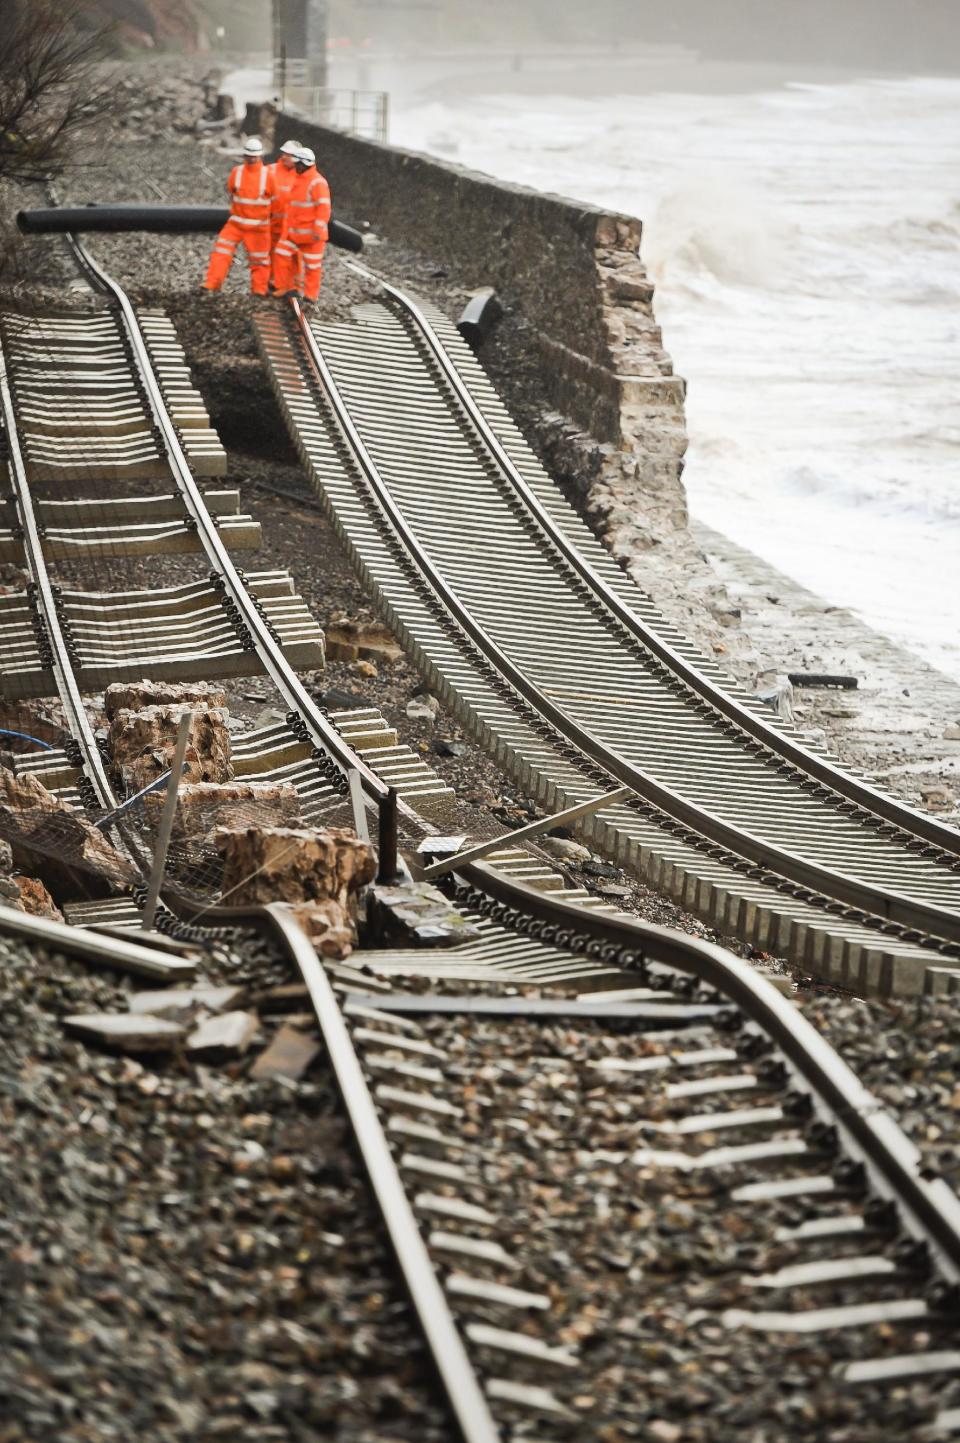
[141, 779, 303, 844]
[104, 680, 228, 717]
[216, 826, 375, 957]
[0, 766, 138, 886]
[108, 703, 233, 792]
[215, 826, 375, 909]
[370, 880, 483, 948]
[186, 1009, 260, 1060]
[250, 1023, 322, 1082]
[64, 1012, 186, 1052]
[127, 984, 246, 1020]
[10, 874, 63, 922]
[323, 616, 402, 665]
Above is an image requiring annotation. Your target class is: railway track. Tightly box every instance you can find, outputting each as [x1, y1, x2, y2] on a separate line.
[255, 281, 960, 999]
[3, 238, 960, 1437]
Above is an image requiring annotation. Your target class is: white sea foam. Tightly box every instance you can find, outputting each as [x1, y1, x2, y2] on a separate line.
[392, 77, 960, 682]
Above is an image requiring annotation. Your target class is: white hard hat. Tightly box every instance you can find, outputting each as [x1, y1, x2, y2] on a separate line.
[242, 136, 263, 156]
[297, 146, 315, 166]
[279, 139, 301, 157]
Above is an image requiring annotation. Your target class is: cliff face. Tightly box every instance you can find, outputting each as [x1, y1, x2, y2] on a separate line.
[88, 0, 203, 52]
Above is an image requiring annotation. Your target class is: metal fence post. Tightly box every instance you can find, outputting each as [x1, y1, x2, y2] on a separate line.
[141, 710, 192, 931]
[347, 768, 371, 844]
[377, 786, 399, 884]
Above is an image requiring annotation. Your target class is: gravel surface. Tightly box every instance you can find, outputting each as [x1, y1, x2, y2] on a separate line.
[386, 1003, 960, 1442]
[0, 932, 450, 1442]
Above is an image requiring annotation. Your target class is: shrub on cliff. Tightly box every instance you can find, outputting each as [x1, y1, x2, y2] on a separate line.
[0, 0, 118, 185]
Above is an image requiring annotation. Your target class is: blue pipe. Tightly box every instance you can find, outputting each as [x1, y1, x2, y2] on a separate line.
[0, 729, 54, 751]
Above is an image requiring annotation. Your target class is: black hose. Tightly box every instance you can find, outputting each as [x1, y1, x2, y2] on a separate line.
[16, 205, 364, 253]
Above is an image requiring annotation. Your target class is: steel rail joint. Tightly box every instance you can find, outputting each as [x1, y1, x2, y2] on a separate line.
[289, 300, 960, 945]
[462, 859, 960, 1280]
[384, 280, 960, 861]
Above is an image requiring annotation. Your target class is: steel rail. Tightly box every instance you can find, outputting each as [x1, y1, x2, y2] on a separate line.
[11, 878, 960, 1335]
[266, 904, 502, 1443]
[377, 273, 960, 861]
[65, 234, 392, 825]
[457, 859, 960, 1282]
[0, 352, 115, 810]
[0, 901, 195, 981]
[290, 301, 960, 947]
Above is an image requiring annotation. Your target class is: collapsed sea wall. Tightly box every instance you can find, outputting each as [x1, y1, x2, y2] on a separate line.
[261, 107, 691, 552]
[245, 104, 756, 674]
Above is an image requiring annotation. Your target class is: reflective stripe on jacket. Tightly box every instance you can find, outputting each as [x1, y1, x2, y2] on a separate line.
[227, 161, 276, 227]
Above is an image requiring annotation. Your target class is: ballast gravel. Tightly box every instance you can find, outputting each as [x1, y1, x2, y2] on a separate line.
[0, 934, 450, 1442]
[400, 1004, 960, 1442]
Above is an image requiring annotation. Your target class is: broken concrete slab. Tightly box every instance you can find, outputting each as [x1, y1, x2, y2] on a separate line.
[215, 826, 375, 908]
[324, 617, 402, 665]
[288, 898, 355, 959]
[370, 882, 483, 949]
[128, 985, 246, 1020]
[250, 1024, 321, 1082]
[104, 680, 228, 717]
[186, 1010, 260, 1060]
[249, 983, 312, 1013]
[108, 704, 233, 792]
[64, 1012, 186, 1052]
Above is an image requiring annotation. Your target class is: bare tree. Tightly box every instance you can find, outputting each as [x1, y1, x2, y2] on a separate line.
[0, 0, 121, 183]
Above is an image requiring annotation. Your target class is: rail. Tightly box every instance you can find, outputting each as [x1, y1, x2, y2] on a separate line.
[380, 275, 960, 858]
[66, 234, 391, 827]
[288, 294, 960, 948]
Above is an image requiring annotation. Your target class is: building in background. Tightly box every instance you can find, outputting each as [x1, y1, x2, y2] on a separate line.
[273, 0, 328, 89]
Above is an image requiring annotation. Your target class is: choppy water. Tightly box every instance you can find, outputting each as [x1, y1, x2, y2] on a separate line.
[391, 78, 960, 682]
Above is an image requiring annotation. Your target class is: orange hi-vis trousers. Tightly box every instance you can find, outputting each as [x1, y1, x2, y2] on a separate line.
[272, 236, 326, 301]
[204, 219, 271, 295]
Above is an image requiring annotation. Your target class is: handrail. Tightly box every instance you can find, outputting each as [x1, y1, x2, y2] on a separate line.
[291, 299, 960, 945]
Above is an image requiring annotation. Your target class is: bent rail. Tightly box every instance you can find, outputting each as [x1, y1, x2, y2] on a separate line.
[289, 295, 960, 947]
[67, 234, 389, 820]
[382, 275, 960, 859]
[458, 860, 960, 1280]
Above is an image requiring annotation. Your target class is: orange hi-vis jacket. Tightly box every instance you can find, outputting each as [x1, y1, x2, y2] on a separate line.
[268, 159, 298, 237]
[273, 164, 331, 301]
[226, 159, 276, 229]
[281, 165, 331, 244]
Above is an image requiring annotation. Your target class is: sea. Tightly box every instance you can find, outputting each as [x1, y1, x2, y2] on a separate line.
[385, 72, 960, 684]
[229, 57, 960, 683]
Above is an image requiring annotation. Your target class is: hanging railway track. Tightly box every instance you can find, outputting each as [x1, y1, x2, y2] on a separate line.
[3, 236, 960, 1438]
[255, 279, 960, 1000]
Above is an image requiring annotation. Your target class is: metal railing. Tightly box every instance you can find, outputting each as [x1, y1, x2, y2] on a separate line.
[278, 81, 389, 142]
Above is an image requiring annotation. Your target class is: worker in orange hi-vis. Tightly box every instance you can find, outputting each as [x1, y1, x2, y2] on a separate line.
[268, 138, 302, 251]
[203, 136, 277, 296]
[272, 146, 331, 304]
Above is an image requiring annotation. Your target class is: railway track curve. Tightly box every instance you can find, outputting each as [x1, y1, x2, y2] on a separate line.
[255, 281, 960, 997]
[3, 233, 960, 1437]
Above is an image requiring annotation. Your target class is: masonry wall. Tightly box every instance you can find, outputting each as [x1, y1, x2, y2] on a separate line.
[254, 106, 692, 576]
